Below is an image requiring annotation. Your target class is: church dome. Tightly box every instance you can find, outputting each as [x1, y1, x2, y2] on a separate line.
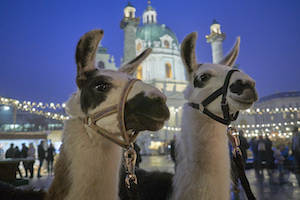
[135, 3, 179, 49]
[136, 23, 179, 47]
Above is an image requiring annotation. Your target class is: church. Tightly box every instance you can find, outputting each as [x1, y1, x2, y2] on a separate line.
[95, 2, 228, 154]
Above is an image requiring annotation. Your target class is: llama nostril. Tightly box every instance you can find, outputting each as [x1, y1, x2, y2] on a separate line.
[149, 90, 167, 104]
[230, 80, 244, 95]
[244, 79, 255, 88]
[230, 79, 255, 95]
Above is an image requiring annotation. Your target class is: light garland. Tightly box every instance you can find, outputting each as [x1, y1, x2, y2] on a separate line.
[1, 96, 299, 136]
[0, 96, 68, 121]
[241, 107, 299, 115]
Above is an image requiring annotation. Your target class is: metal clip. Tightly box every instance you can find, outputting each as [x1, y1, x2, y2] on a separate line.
[197, 102, 204, 114]
[124, 143, 138, 188]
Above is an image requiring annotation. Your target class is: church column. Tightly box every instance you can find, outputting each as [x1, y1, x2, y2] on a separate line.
[120, 2, 140, 65]
[206, 19, 226, 64]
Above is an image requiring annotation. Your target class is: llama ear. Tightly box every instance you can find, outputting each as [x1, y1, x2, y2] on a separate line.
[218, 37, 240, 67]
[76, 29, 104, 84]
[181, 32, 199, 81]
[118, 48, 152, 76]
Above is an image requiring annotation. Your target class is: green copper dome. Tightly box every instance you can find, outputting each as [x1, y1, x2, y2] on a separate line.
[136, 23, 179, 47]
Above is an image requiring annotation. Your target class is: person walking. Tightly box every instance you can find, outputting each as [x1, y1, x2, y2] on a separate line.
[37, 141, 46, 178]
[292, 127, 300, 173]
[47, 143, 55, 174]
[21, 143, 29, 177]
[27, 143, 35, 178]
[238, 130, 250, 168]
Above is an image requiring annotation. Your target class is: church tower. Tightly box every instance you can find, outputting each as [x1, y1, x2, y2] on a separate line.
[120, 2, 140, 65]
[206, 19, 226, 63]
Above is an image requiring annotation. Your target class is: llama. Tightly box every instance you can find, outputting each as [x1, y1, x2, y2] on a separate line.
[170, 32, 258, 200]
[45, 29, 170, 200]
[119, 32, 258, 200]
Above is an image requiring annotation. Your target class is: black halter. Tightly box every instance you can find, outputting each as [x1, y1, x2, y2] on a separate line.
[188, 69, 239, 125]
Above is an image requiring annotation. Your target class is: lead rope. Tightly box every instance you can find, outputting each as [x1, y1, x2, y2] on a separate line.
[227, 126, 256, 200]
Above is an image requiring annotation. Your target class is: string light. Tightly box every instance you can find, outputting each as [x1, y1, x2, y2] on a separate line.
[1, 96, 299, 137]
[0, 96, 67, 121]
[240, 107, 300, 115]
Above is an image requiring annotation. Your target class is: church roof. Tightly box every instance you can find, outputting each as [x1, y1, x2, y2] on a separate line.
[136, 23, 179, 46]
[257, 91, 300, 103]
[145, 4, 154, 11]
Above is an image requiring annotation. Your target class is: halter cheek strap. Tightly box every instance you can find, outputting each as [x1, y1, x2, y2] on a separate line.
[188, 69, 239, 125]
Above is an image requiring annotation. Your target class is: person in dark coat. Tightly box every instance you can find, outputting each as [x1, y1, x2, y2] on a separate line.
[238, 130, 250, 168]
[265, 135, 275, 168]
[292, 127, 300, 173]
[21, 143, 29, 177]
[249, 137, 258, 170]
[37, 141, 46, 178]
[5, 143, 15, 158]
[47, 143, 55, 174]
[13, 146, 23, 178]
[257, 136, 272, 174]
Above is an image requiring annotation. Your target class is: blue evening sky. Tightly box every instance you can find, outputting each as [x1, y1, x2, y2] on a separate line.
[0, 0, 299, 104]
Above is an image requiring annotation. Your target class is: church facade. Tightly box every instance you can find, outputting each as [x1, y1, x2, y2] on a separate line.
[118, 2, 227, 154]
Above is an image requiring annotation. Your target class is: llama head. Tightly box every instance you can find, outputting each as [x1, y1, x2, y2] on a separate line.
[67, 29, 169, 136]
[181, 32, 258, 121]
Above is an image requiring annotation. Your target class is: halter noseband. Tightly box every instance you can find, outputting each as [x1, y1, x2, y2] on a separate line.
[188, 69, 239, 125]
[80, 78, 140, 149]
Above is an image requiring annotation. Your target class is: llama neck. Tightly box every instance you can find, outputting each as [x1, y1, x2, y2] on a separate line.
[171, 104, 231, 200]
[59, 119, 122, 200]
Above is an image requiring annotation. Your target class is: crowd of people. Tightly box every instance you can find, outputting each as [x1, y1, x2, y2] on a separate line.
[4, 141, 56, 178]
[247, 127, 300, 175]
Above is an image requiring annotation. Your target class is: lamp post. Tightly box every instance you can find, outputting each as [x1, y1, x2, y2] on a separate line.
[13, 105, 17, 133]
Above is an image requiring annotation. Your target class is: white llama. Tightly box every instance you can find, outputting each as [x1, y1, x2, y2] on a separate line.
[170, 32, 258, 200]
[119, 32, 258, 200]
[45, 29, 170, 200]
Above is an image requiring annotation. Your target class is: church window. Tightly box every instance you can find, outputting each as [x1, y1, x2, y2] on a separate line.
[147, 16, 149, 23]
[291, 114, 295, 119]
[151, 15, 154, 23]
[98, 61, 105, 69]
[137, 65, 142, 80]
[164, 40, 170, 48]
[129, 11, 133, 18]
[165, 63, 172, 78]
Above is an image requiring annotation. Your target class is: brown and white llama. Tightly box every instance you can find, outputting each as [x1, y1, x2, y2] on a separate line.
[45, 29, 170, 200]
[119, 32, 258, 200]
[170, 32, 258, 200]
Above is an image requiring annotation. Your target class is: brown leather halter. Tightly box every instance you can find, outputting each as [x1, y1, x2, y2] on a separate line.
[79, 78, 141, 192]
[80, 78, 140, 149]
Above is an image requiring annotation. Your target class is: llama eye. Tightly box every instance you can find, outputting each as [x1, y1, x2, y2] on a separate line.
[199, 74, 210, 82]
[194, 73, 211, 88]
[95, 83, 109, 92]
